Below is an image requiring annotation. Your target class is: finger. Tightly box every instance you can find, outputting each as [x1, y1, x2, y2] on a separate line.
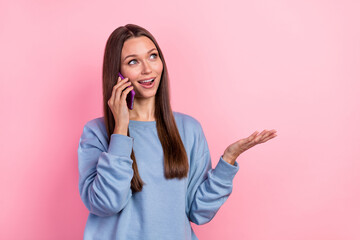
[260, 129, 269, 136]
[265, 130, 277, 137]
[246, 130, 263, 145]
[120, 78, 130, 88]
[263, 129, 277, 138]
[121, 86, 134, 102]
[256, 130, 272, 142]
[248, 131, 259, 141]
[107, 90, 113, 106]
[115, 81, 132, 105]
[257, 129, 277, 141]
[114, 78, 129, 91]
[111, 78, 128, 105]
[238, 130, 262, 150]
[260, 130, 273, 140]
[113, 78, 129, 94]
[113, 84, 122, 106]
[117, 76, 128, 83]
[254, 130, 266, 142]
[259, 133, 277, 143]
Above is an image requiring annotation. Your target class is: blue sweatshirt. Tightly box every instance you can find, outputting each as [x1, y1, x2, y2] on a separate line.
[78, 111, 239, 240]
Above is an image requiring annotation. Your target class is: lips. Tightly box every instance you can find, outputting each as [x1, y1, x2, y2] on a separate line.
[138, 78, 155, 88]
[138, 77, 155, 83]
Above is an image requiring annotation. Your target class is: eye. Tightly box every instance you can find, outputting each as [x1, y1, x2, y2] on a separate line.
[128, 59, 137, 65]
[128, 53, 158, 65]
[150, 53, 158, 59]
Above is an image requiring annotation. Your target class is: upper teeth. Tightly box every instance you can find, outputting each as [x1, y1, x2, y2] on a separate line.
[140, 78, 154, 83]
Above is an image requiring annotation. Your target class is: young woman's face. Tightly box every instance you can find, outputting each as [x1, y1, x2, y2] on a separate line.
[120, 36, 163, 99]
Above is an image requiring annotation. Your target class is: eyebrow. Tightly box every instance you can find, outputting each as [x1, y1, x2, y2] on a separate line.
[123, 48, 157, 62]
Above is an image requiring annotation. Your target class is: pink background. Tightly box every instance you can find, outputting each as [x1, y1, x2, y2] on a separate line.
[1, 0, 359, 239]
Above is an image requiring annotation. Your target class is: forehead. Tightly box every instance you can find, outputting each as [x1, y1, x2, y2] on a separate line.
[122, 36, 156, 55]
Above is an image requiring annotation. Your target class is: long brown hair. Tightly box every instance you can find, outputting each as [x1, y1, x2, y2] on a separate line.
[102, 24, 189, 193]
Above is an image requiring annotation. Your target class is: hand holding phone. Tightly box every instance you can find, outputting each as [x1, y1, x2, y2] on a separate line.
[119, 72, 135, 110]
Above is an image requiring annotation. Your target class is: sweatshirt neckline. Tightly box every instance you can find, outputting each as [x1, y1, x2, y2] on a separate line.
[129, 119, 156, 127]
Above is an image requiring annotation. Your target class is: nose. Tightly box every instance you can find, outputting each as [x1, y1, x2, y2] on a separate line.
[141, 61, 152, 74]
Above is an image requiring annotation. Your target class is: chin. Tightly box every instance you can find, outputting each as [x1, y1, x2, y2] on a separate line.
[134, 84, 159, 98]
[134, 90, 157, 99]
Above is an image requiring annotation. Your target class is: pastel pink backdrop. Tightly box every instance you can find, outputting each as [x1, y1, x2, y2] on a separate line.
[1, 0, 359, 239]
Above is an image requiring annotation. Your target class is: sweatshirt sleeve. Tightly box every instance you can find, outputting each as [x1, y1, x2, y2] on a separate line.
[185, 122, 239, 225]
[77, 122, 134, 217]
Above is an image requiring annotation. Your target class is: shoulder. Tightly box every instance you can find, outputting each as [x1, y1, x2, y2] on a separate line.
[173, 111, 201, 127]
[173, 111, 204, 135]
[79, 116, 109, 149]
[83, 116, 107, 135]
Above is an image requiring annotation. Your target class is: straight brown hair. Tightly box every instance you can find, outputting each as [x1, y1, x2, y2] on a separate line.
[102, 24, 189, 193]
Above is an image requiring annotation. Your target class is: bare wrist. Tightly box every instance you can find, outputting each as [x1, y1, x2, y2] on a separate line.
[113, 126, 128, 136]
[222, 153, 236, 165]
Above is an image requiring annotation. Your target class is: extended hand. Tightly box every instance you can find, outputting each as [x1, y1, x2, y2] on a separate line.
[222, 130, 277, 165]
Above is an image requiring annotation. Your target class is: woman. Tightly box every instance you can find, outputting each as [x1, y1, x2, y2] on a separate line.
[78, 24, 277, 240]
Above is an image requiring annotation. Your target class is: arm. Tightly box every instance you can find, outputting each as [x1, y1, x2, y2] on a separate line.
[77, 124, 134, 217]
[186, 124, 239, 225]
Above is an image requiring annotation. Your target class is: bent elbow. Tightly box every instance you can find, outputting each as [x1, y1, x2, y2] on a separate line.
[82, 187, 132, 217]
[189, 210, 216, 225]
[88, 204, 122, 217]
[87, 196, 129, 217]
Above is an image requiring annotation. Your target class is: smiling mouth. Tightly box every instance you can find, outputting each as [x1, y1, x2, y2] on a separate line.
[138, 78, 155, 85]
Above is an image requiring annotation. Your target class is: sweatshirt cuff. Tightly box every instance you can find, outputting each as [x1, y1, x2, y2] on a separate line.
[108, 134, 134, 157]
[211, 155, 239, 183]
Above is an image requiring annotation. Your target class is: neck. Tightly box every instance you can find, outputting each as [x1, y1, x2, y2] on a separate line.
[129, 96, 156, 121]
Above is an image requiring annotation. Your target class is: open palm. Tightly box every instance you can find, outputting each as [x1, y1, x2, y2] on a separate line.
[223, 129, 277, 164]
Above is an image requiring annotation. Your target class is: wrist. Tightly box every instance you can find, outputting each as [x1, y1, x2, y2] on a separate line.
[113, 126, 128, 136]
[222, 153, 236, 165]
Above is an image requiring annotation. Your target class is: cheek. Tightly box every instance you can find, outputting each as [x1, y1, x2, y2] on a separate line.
[122, 69, 139, 79]
[155, 61, 163, 73]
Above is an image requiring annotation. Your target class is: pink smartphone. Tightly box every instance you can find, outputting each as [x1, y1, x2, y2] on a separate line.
[119, 72, 135, 110]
